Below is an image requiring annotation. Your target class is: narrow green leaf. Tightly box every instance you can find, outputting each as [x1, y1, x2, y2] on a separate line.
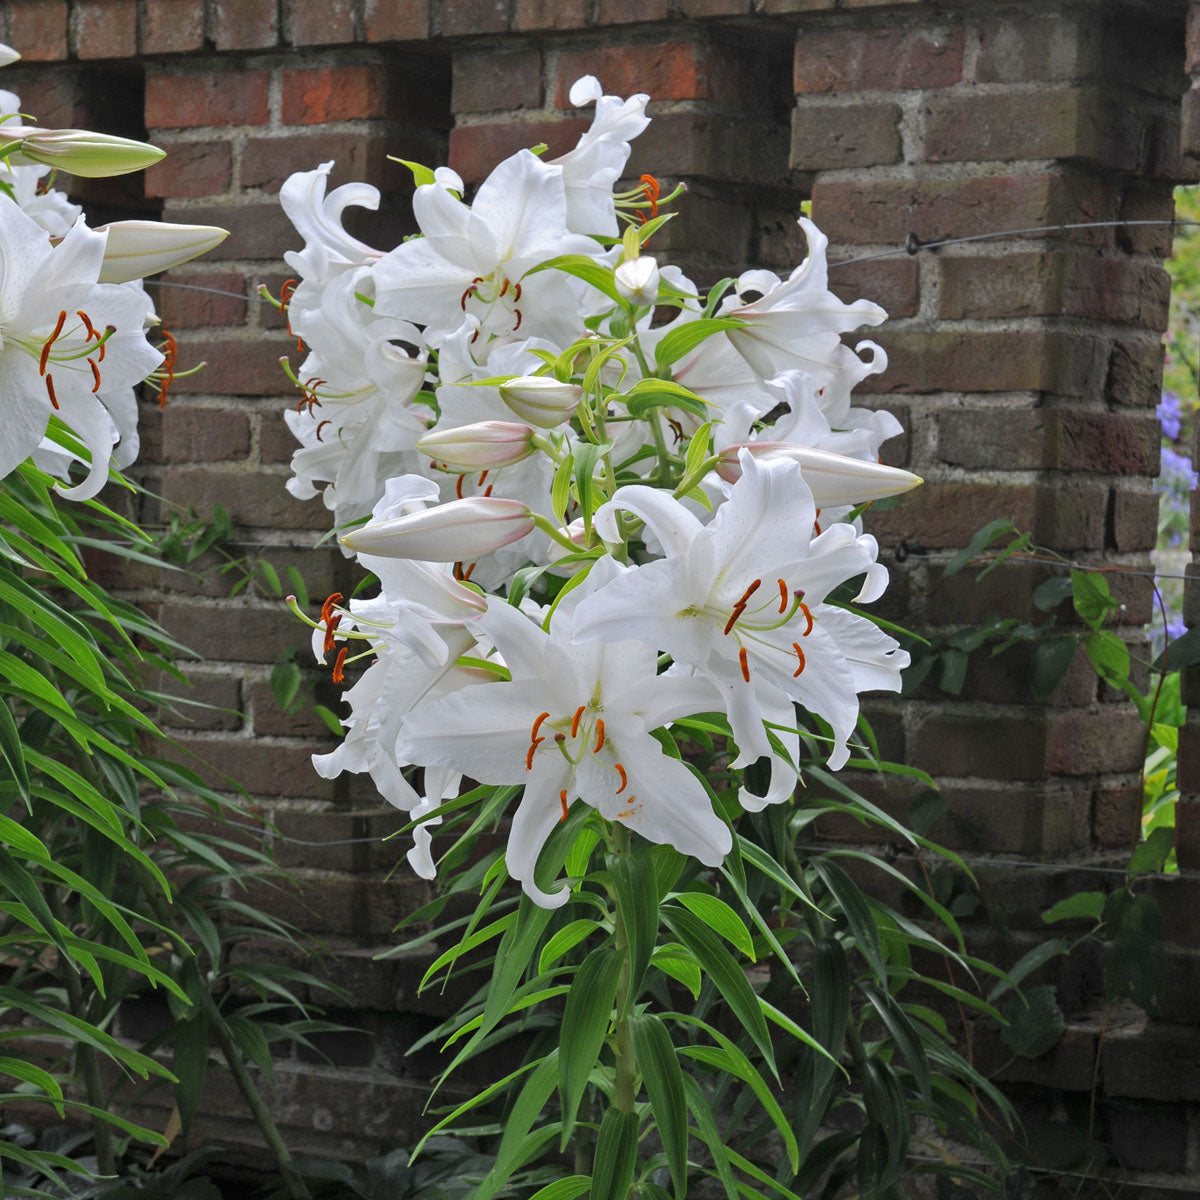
[681, 1075, 737, 1200]
[527, 1178, 591, 1200]
[652, 943, 701, 999]
[675, 891, 755, 961]
[610, 849, 658, 1005]
[0, 698, 28, 803]
[173, 1017, 209, 1135]
[1041, 891, 1106, 925]
[810, 858, 887, 983]
[590, 1107, 639, 1200]
[653, 318, 744, 370]
[474, 1051, 560, 1200]
[559, 945, 621, 1146]
[630, 1013, 689, 1199]
[538, 918, 600, 975]
[942, 519, 1017, 577]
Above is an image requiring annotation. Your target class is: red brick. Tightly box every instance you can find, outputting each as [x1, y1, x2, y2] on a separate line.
[249, 678, 342, 739]
[811, 172, 1098, 248]
[597, 0, 669, 21]
[1111, 487, 1158, 553]
[937, 409, 1160, 476]
[241, 133, 404, 196]
[1119, 182, 1178, 259]
[154, 670, 243, 733]
[1105, 337, 1164, 408]
[1181, 86, 1200, 161]
[867, 481, 1108, 552]
[160, 467, 325, 530]
[159, 601, 307, 665]
[515, 0, 588, 27]
[9, 74, 89, 126]
[1189, 4, 1200, 74]
[1046, 710, 1146, 775]
[287, 0, 356, 45]
[790, 100, 901, 170]
[162, 333, 296, 395]
[145, 71, 270, 129]
[144, 141, 232, 199]
[210, 0, 278, 50]
[240, 871, 428, 936]
[170, 737, 337, 800]
[556, 42, 730, 106]
[441, 0, 508, 36]
[925, 88, 1141, 172]
[930, 783, 1091, 855]
[975, 13, 1094, 84]
[681, 0, 751, 13]
[261, 408, 303, 464]
[158, 543, 340, 604]
[828, 256, 918, 319]
[271, 808, 400, 872]
[874, 329, 1104, 397]
[161, 405, 252, 462]
[363, 0, 429, 40]
[73, 0, 137, 58]
[281, 66, 392, 125]
[7, 0, 68, 60]
[142, 0, 205, 53]
[1094, 784, 1141, 849]
[156, 271, 248, 329]
[793, 25, 963, 94]
[913, 712, 1049, 781]
[631, 109, 789, 183]
[448, 118, 590, 185]
[453, 49, 543, 114]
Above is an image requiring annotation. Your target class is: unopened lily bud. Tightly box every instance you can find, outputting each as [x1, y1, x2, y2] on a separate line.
[614, 255, 660, 307]
[0, 44, 20, 67]
[499, 376, 582, 427]
[340, 496, 535, 562]
[7, 127, 165, 177]
[96, 220, 229, 283]
[417, 421, 536, 469]
[717, 442, 922, 505]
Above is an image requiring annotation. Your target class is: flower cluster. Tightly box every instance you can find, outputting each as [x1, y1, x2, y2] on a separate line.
[0, 45, 226, 498]
[278, 76, 919, 906]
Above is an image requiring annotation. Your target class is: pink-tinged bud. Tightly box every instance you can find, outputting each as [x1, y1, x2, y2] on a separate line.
[499, 376, 582, 427]
[717, 442, 922, 505]
[614, 255, 660, 306]
[417, 421, 536, 469]
[339, 496, 535, 561]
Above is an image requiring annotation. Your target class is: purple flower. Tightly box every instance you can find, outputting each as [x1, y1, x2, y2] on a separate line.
[1158, 392, 1183, 441]
[1160, 446, 1198, 492]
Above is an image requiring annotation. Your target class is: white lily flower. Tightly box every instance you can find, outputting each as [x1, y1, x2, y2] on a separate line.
[573, 452, 908, 772]
[94, 220, 229, 283]
[615, 255, 660, 307]
[0, 207, 160, 498]
[397, 558, 729, 907]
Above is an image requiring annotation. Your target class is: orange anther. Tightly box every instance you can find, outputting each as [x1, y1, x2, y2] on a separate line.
[526, 738, 544, 770]
[614, 762, 628, 794]
[512, 308, 523, 331]
[45, 374, 58, 410]
[738, 646, 750, 682]
[332, 646, 348, 684]
[77, 310, 97, 340]
[499, 278, 510, 298]
[40, 310, 67, 375]
[88, 358, 101, 393]
[460, 561, 476, 581]
[777, 578, 789, 614]
[570, 705, 586, 738]
[559, 789, 569, 823]
[799, 601, 813, 636]
[478, 470, 489, 486]
[455, 474, 466, 499]
[512, 282, 522, 303]
[322, 613, 342, 657]
[315, 419, 331, 441]
[530, 711, 551, 741]
[593, 719, 605, 754]
[792, 643, 806, 677]
[320, 592, 344, 623]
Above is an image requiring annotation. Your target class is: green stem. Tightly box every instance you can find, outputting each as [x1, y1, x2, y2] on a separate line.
[608, 823, 637, 1116]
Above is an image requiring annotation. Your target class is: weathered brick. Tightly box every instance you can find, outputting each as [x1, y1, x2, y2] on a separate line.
[1046, 710, 1145, 775]
[271, 808, 398, 872]
[975, 13, 1095, 84]
[596, 0, 670, 22]
[7, 0, 68, 60]
[145, 70, 271, 129]
[1104, 1100, 1190, 1173]
[9, 74, 89, 126]
[938, 409, 1161, 476]
[912, 712, 1048, 781]
[154, 670, 243, 733]
[925, 88, 1142, 172]
[1105, 337, 1164, 408]
[811, 172, 1099, 248]
[938, 253, 1171, 328]
[160, 467, 325, 529]
[790, 100, 901, 170]
[1102, 1021, 1200, 1101]
[155, 271, 248, 329]
[631, 110, 790, 184]
[142, 0, 205, 53]
[931, 784, 1091, 855]
[144, 141, 232, 199]
[453, 49, 542, 114]
[874, 329, 1105, 397]
[165, 202, 300, 261]
[261, 408, 303, 464]
[1093, 783, 1141, 848]
[867, 480, 1108, 552]
[793, 25, 963, 94]
[240, 871, 429, 936]
[159, 334, 296, 394]
[249, 677, 342, 740]
[159, 602, 308, 665]
[557, 41, 740, 106]
[281, 66, 393, 125]
[170, 737, 337, 800]
[287, 0, 356, 45]
[73, 0, 137, 58]
[241, 133, 404, 196]
[515, 0, 588, 28]
[1111, 486, 1161, 553]
[363, 0, 429, 40]
[160, 405, 252, 463]
[828, 256, 918, 319]
[441, 0, 508, 36]
[210, 0, 278, 50]
[448, 118, 589, 184]
[680, 0, 751, 14]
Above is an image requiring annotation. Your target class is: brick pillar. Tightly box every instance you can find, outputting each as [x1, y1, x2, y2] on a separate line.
[790, 0, 1192, 869]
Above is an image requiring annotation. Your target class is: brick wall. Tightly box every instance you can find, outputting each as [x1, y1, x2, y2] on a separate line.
[4, 0, 1198, 1181]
